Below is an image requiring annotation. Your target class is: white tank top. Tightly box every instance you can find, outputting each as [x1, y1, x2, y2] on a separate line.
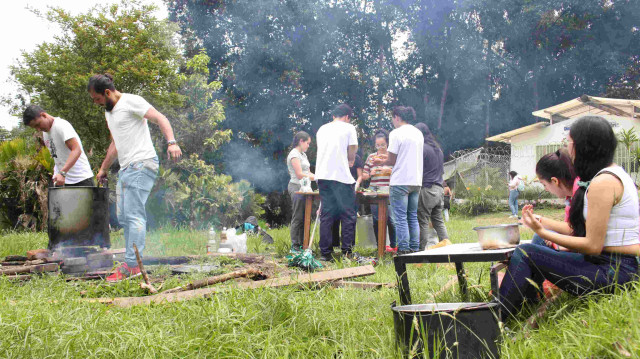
[583, 165, 639, 247]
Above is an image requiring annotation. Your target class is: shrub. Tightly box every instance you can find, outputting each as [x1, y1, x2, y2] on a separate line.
[0, 137, 53, 230]
[148, 154, 264, 229]
[453, 186, 501, 216]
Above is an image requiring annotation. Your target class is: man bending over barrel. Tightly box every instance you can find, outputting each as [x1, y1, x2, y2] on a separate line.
[23, 105, 94, 187]
[88, 74, 182, 282]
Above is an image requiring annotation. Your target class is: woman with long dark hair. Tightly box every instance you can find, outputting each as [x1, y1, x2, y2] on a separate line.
[499, 116, 639, 317]
[415, 122, 449, 250]
[530, 149, 578, 249]
[286, 131, 314, 250]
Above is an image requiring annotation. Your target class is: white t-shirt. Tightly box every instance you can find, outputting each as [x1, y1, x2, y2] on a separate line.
[315, 120, 358, 184]
[387, 124, 424, 186]
[43, 118, 94, 184]
[105, 93, 156, 169]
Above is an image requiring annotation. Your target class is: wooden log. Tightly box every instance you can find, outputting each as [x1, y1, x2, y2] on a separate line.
[1, 262, 27, 266]
[87, 265, 376, 307]
[162, 268, 264, 294]
[24, 259, 47, 266]
[0, 263, 59, 275]
[3, 255, 27, 262]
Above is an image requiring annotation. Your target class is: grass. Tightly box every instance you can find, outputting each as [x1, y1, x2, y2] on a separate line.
[0, 209, 638, 358]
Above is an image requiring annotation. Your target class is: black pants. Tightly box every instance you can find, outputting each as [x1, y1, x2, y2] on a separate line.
[318, 180, 356, 256]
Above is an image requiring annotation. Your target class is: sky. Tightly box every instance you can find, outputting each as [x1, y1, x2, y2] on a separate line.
[0, 0, 167, 130]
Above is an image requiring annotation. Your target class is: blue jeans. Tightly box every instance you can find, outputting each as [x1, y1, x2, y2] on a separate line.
[508, 190, 519, 216]
[117, 157, 159, 267]
[498, 242, 639, 318]
[390, 185, 421, 251]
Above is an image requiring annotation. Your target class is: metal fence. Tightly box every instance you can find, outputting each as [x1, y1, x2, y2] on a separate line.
[445, 147, 511, 198]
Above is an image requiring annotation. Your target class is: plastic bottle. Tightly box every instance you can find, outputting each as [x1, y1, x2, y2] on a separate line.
[206, 227, 218, 254]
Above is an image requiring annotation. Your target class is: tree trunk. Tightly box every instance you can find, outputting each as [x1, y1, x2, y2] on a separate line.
[438, 78, 449, 129]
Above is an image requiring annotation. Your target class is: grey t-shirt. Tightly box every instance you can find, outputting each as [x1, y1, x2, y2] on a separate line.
[287, 148, 310, 184]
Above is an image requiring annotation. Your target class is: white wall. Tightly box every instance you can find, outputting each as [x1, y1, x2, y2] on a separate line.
[509, 115, 640, 181]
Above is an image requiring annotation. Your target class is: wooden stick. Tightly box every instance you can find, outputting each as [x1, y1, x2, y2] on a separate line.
[133, 244, 157, 294]
[431, 275, 458, 299]
[132, 244, 150, 285]
[162, 268, 264, 294]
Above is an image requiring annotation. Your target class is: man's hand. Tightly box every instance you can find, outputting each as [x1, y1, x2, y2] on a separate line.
[97, 169, 108, 185]
[167, 144, 182, 161]
[52, 174, 65, 187]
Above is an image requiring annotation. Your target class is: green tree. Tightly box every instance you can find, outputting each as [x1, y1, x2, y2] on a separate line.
[8, 1, 183, 168]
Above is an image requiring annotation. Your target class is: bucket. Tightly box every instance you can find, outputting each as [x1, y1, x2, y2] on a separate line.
[391, 302, 500, 359]
[48, 186, 110, 250]
[356, 214, 377, 248]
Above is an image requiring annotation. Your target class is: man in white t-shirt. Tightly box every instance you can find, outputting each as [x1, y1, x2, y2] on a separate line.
[315, 104, 358, 261]
[88, 74, 182, 282]
[373, 106, 423, 254]
[23, 105, 94, 187]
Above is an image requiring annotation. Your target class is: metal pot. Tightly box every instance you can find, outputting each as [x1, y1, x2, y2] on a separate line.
[47, 186, 110, 250]
[392, 301, 501, 359]
[472, 223, 520, 250]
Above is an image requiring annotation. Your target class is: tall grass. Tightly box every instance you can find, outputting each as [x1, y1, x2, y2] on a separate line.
[0, 209, 638, 358]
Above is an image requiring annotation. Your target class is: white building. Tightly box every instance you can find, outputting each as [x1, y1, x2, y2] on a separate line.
[486, 95, 640, 182]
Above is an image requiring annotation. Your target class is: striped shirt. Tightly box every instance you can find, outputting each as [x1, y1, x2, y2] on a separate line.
[364, 152, 393, 188]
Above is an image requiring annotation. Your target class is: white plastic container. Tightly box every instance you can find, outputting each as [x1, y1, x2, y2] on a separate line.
[206, 227, 218, 254]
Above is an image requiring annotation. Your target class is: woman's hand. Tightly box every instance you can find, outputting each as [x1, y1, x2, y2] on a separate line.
[521, 204, 543, 233]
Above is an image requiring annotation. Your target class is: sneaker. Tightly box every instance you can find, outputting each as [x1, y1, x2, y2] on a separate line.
[395, 250, 413, 256]
[319, 254, 334, 262]
[385, 246, 398, 253]
[106, 263, 142, 282]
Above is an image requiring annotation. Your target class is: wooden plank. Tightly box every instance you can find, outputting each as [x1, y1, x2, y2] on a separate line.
[88, 265, 376, 307]
[0, 263, 59, 275]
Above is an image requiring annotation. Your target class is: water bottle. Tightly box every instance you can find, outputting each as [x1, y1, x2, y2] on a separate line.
[206, 227, 218, 254]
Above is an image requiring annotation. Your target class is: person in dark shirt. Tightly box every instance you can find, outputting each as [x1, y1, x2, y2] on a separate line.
[415, 123, 449, 250]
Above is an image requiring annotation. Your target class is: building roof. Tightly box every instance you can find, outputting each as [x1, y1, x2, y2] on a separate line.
[486, 95, 640, 143]
[532, 95, 640, 123]
[485, 122, 549, 143]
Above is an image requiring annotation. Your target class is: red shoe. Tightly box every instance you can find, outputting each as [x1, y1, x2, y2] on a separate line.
[385, 246, 398, 253]
[106, 263, 142, 282]
[543, 280, 561, 298]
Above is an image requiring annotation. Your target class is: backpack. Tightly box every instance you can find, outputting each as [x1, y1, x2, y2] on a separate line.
[517, 179, 525, 192]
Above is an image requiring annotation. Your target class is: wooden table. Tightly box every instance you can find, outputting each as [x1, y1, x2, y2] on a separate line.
[296, 191, 390, 258]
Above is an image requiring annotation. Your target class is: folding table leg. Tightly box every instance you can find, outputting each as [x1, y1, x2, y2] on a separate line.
[394, 257, 411, 305]
[455, 262, 468, 301]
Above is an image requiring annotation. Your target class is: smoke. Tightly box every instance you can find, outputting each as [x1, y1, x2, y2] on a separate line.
[223, 140, 289, 193]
